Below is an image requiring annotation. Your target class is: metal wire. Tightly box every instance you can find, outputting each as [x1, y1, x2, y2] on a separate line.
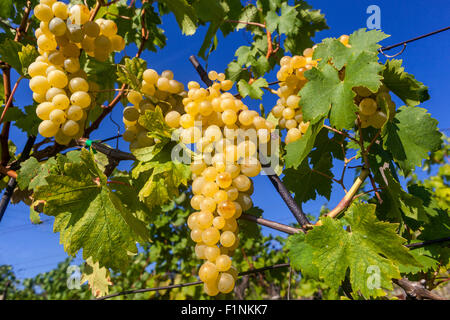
[379, 42, 406, 58]
[378, 26, 450, 57]
[108, 113, 121, 150]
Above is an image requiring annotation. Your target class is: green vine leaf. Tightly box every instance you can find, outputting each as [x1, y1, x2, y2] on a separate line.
[116, 57, 147, 90]
[313, 29, 388, 70]
[132, 143, 190, 210]
[285, 232, 319, 279]
[18, 44, 38, 77]
[0, 106, 24, 123]
[237, 78, 268, 100]
[11, 104, 39, 136]
[382, 59, 430, 106]
[301, 52, 383, 130]
[0, 38, 22, 73]
[376, 168, 431, 226]
[382, 106, 442, 176]
[0, 0, 12, 19]
[283, 153, 333, 204]
[138, 106, 173, 140]
[306, 202, 420, 298]
[265, 2, 297, 34]
[399, 245, 440, 275]
[157, 0, 198, 35]
[17, 157, 57, 191]
[225, 61, 250, 82]
[300, 29, 387, 129]
[284, 118, 325, 169]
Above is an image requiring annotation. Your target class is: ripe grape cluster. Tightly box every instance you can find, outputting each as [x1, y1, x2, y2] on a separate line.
[270, 35, 355, 144]
[163, 71, 274, 296]
[271, 34, 395, 136]
[123, 69, 186, 150]
[355, 85, 396, 129]
[270, 47, 317, 144]
[30, 0, 124, 143]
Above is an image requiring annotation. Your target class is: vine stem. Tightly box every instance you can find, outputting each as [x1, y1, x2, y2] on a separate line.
[405, 237, 450, 249]
[226, 20, 278, 59]
[316, 168, 369, 225]
[323, 124, 358, 142]
[394, 278, 446, 300]
[0, 75, 25, 123]
[357, 115, 383, 204]
[0, 135, 36, 223]
[225, 20, 266, 29]
[0, 0, 32, 166]
[96, 263, 290, 300]
[0, 165, 17, 179]
[0, 67, 12, 166]
[240, 214, 300, 235]
[14, 1, 32, 42]
[89, 0, 104, 21]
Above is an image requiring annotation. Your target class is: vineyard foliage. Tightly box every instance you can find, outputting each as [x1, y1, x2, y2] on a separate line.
[0, 0, 448, 299]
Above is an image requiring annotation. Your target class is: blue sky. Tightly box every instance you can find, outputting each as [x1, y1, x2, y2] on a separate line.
[0, 0, 449, 279]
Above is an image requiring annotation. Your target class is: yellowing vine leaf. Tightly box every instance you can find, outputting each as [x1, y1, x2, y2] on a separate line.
[81, 257, 113, 298]
[35, 149, 149, 271]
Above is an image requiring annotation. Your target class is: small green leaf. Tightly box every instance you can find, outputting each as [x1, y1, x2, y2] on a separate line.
[284, 119, 325, 169]
[132, 143, 190, 210]
[18, 44, 39, 77]
[301, 51, 383, 129]
[348, 28, 389, 54]
[80, 257, 112, 298]
[225, 61, 250, 82]
[376, 168, 430, 225]
[0, 0, 12, 19]
[237, 78, 268, 100]
[138, 106, 173, 140]
[265, 3, 297, 34]
[116, 57, 147, 90]
[131, 142, 166, 162]
[15, 105, 40, 136]
[0, 106, 24, 123]
[157, 0, 198, 35]
[399, 245, 439, 275]
[0, 39, 22, 72]
[30, 206, 42, 225]
[252, 56, 270, 77]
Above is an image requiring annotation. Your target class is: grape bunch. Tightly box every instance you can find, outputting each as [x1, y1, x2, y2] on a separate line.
[30, 0, 124, 143]
[122, 69, 186, 150]
[354, 85, 396, 129]
[269, 47, 317, 144]
[165, 71, 273, 296]
[270, 35, 354, 144]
